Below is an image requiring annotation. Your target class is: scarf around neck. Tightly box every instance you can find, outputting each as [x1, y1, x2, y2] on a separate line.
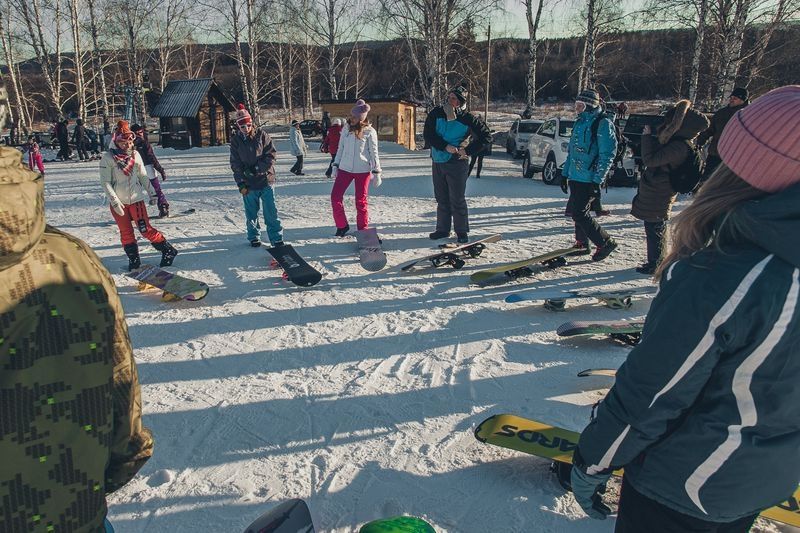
[110, 147, 135, 175]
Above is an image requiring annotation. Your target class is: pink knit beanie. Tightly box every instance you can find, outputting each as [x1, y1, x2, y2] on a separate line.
[351, 99, 370, 121]
[718, 85, 800, 193]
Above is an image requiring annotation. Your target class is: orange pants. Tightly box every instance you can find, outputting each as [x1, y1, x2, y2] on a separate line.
[111, 201, 165, 246]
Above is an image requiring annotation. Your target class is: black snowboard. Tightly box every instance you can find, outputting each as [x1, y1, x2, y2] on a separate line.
[267, 244, 322, 287]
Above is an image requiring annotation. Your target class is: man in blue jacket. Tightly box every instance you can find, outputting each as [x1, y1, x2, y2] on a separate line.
[423, 86, 492, 244]
[563, 89, 618, 261]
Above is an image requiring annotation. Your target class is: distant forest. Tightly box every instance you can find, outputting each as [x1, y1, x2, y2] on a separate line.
[4, 23, 799, 123]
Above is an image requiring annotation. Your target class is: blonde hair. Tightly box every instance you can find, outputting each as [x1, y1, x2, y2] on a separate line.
[655, 164, 767, 280]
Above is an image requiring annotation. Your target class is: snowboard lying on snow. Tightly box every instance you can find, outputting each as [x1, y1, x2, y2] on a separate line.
[474, 413, 800, 528]
[126, 264, 209, 301]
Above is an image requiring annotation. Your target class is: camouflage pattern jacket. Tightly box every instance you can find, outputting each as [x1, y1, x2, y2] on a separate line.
[0, 147, 154, 532]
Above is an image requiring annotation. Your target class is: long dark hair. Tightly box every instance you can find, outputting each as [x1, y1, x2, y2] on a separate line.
[655, 164, 767, 280]
[348, 117, 371, 140]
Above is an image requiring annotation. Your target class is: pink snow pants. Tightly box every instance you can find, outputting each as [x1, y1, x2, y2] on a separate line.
[331, 169, 371, 230]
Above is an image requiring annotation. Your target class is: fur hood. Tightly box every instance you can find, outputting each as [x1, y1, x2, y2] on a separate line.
[658, 100, 710, 145]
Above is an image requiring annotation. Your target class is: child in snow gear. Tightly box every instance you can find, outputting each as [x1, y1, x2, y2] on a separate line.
[423, 85, 492, 244]
[696, 87, 749, 184]
[0, 145, 154, 532]
[571, 85, 800, 531]
[330, 100, 382, 236]
[230, 104, 284, 247]
[25, 135, 45, 175]
[562, 89, 618, 261]
[322, 118, 343, 178]
[288, 119, 307, 175]
[101, 120, 178, 270]
[132, 123, 170, 217]
[631, 100, 709, 274]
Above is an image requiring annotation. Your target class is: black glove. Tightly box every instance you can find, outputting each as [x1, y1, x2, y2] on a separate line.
[560, 178, 569, 194]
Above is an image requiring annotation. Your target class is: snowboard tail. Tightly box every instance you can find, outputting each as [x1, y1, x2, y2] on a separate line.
[355, 228, 387, 271]
[267, 245, 322, 287]
[474, 413, 800, 528]
[126, 264, 209, 301]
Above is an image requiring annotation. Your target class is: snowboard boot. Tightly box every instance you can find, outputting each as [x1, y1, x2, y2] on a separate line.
[456, 233, 469, 244]
[124, 243, 141, 271]
[153, 240, 178, 267]
[636, 262, 656, 275]
[568, 240, 591, 256]
[592, 238, 618, 262]
[335, 224, 350, 237]
[429, 230, 449, 240]
[158, 203, 170, 218]
[272, 241, 285, 248]
[250, 239, 262, 247]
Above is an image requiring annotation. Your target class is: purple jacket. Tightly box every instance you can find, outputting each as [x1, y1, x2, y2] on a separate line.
[134, 136, 164, 174]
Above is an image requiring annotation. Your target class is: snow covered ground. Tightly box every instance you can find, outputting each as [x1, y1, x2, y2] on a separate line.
[41, 141, 787, 532]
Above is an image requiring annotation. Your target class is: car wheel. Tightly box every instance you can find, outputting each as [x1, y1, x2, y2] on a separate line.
[542, 154, 560, 185]
[522, 153, 535, 179]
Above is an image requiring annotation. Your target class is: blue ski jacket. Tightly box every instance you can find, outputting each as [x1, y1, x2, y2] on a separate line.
[562, 108, 617, 184]
[576, 183, 800, 522]
[423, 106, 491, 164]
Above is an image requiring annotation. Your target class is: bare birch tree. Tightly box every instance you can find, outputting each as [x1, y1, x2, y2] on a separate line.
[0, 7, 30, 133]
[522, 0, 547, 115]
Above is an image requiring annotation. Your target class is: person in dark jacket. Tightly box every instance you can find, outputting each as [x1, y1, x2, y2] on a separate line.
[230, 103, 284, 247]
[73, 118, 89, 161]
[562, 89, 618, 261]
[631, 100, 709, 275]
[696, 87, 749, 183]
[56, 118, 71, 160]
[571, 85, 800, 532]
[321, 118, 343, 178]
[423, 85, 492, 243]
[132, 124, 170, 217]
[321, 110, 331, 138]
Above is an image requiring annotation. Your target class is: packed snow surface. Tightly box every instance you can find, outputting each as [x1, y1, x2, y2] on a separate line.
[42, 140, 786, 532]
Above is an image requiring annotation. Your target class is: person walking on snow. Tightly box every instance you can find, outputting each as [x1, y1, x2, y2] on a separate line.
[0, 144, 154, 533]
[423, 85, 492, 243]
[101, 120, 178, 270]
[696, 87, 749, 184]
[570, 85, 800, 533]
[288, 119, 307, 175]
[73, 118, 89, 161]
[131, 123, 170, 217]
[631, 99, 709, 275]
[321, 118, 343, 178]
[562, 89, 618, 261]
[230, 103, 285, 248]
[330, 100, 382, 237]
[25, 135, 45, 175]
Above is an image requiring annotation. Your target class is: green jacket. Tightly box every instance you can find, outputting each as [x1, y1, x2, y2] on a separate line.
[0, 147, 153, 532]
[577, 183, 800, 522]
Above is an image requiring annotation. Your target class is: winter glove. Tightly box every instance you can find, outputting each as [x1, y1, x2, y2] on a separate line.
[371, 171, 382, 187]
[331, 165, 338, 179]
[110, 199, 125, 217]
[160, 170, 167, 181]
[560, 178, 569, 194]
[238, 182, 249, 196]
[570, 463, 612, 520]
[243, 167, 255, 180]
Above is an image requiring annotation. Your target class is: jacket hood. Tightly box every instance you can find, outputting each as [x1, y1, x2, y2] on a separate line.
[658, 100, 710, 144]
[731, 182, 800, 267]
[0, 147, 45, 271]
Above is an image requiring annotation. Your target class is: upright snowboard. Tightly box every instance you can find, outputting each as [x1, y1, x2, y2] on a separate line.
[126, 264, 209, 301]
[557, 320, 645, 345]
[470, 247, 576, 285]
[399, 234, 501, 271]
[474, 413, 800, 528]
[506, 285, 657, 310]
[355, 228, 387, 271]
[267, 244, 322, 287]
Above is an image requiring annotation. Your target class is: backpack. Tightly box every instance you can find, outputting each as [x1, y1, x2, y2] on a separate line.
[668, 140, 704, 193]
[589, 113, 626, 170]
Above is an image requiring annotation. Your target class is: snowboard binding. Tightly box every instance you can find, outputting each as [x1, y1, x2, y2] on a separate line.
[430, 253, 466, 269]
[600, 296, 633, 309]
[544, 298, 567, 311]
[610, 332, 642, 346]
[543, 256, 567, 269]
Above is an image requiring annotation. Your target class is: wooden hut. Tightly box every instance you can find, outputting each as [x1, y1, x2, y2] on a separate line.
[151, 78, 234, 149]
[319, 98, 419, 150]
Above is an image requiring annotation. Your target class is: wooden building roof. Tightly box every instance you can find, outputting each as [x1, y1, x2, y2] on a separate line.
[151, 79, 235, 118]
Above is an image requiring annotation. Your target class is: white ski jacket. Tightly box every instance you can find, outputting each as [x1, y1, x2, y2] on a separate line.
[333, 125, 382, 175]
[99, 150, 150, 206]
[288, 126, 307, 157]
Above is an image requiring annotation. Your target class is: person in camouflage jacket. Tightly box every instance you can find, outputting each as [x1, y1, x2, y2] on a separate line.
[0, 146, 154, 532]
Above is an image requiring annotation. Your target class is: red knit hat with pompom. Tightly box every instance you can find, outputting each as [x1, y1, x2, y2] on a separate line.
[235, 103, 252, 126]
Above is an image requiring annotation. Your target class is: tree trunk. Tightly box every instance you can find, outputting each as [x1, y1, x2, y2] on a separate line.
[0, 12, 29, 133]
[523, 0, 545, 116]
[585, 0, 597, 88]
[18, 0, 63, 114]
[687, 0, 708, 103]
[246, 0, 259, 109]
[86, 0, 109, 118]
[714, 0, 751, 106]
[326, 0, 338, 99]
[69, 0, 87, 120]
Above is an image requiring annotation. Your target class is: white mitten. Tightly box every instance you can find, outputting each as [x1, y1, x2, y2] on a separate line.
[331, 166, 338, 179]
[111, 200, 125, 216]
[371, 172, 382, 187]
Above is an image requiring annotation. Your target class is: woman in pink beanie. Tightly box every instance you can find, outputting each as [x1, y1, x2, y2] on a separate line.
[571, 86, 800, 531]
[330, 99, 382, 236]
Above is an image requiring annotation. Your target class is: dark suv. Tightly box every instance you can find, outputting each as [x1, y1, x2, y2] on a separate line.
[299, 119, 322, 137]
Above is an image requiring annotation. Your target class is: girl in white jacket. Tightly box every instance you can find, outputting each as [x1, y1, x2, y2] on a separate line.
[100, 120, 177, 270]
[288, 120, 307, 175]
[330, 99, 382, 236]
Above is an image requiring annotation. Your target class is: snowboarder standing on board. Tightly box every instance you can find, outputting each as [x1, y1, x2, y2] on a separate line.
[423, 85, 492, 243]
[131, 123, 170, 217]
[0, 144, 154, 533]
[330, 99, 382, 237]
[230, 103, 285, 248]
[101, 120, 178, 270]
[570, 86, 800, 532]
[562, 89, 618, 261]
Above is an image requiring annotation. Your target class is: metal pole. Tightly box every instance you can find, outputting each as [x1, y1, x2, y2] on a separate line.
[484, 23, 491, 119]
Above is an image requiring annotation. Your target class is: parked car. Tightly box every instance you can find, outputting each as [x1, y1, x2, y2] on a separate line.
[521, 117, 574, 184]
[299, 119, 322, 137]
[505, 119, 543, 158]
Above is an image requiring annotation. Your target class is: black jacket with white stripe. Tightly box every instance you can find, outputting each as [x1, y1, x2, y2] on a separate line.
[576, 183, 800, 522]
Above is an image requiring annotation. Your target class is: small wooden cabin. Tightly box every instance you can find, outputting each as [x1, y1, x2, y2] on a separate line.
[319, 98, 418, 150]
[150, 78, 234, 149]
